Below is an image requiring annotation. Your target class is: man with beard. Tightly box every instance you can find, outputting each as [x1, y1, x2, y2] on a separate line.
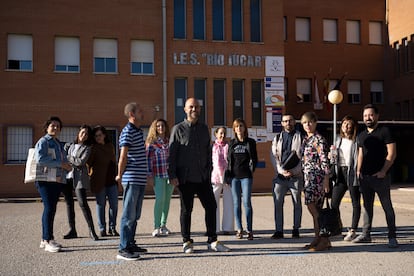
[353, 104, 398, 248]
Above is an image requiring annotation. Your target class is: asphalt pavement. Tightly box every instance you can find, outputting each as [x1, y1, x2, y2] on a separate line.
[1, 184, 413, 276]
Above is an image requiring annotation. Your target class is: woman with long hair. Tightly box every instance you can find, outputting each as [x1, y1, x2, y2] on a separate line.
[88, 125, 119, 237]
[330, 115, 361, 241]
[63, 125, 99, 241]
[227, 118, 258, 240]
[146, 119, 174, 237]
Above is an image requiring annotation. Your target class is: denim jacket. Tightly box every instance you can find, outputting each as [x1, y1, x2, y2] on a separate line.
[34, 134, 67, 183]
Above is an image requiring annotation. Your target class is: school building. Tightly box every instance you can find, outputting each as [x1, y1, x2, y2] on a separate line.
[1, 0, 413, 197]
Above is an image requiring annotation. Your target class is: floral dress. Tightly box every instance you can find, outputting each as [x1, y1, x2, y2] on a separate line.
[301, 132, 330, 206]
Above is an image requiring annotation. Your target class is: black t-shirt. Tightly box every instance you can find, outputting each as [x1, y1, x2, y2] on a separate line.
[232, 141, 252, 179]
[357, 125, 394, 175]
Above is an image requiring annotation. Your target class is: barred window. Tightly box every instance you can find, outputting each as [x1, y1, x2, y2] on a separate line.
[6, 126, 33, 163]
[59, 127, 79, 144]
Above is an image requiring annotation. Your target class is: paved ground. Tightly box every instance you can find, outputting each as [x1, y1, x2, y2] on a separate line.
[1, 185, 413, 276]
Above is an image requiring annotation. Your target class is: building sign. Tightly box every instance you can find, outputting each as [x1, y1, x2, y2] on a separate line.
[265, 56, 285, 76]
[173, 52, 263, 67]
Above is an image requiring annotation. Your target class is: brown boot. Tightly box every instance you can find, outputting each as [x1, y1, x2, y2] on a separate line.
[304, 237, 320, 249]
[309, 237, 331, 251]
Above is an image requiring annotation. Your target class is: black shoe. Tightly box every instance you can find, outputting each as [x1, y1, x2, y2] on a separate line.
[130, 244, 147, 253]
[292, 229, 300, 238]
[271, 231, 284, 239]
[116, 249, 140, 261]
[63, 230, 78, 239]
[100, 230, 107, 237]
[109, 228, 119, 236]
[90, 231, 99, 241]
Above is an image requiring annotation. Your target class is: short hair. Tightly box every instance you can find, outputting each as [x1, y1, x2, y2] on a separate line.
[124, 102, 137, 118]
[232, 118, 248, 140]
[43, 116, 63, 134]
[301, 111, 318, 124]
[363, 104, 378, 114]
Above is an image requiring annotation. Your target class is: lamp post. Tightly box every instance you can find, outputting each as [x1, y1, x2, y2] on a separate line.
[328, 89, 344, 145]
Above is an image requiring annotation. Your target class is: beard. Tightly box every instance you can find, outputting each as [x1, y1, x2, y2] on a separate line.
[365, 119, 377, 128]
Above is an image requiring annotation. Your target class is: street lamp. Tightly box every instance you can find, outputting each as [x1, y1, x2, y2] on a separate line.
[328, 89, 344, 145]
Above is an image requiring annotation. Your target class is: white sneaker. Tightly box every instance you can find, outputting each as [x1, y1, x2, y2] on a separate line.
[160, 225, 171, 235]
[40, 240, 62, 249]
[43, 241, 61, 253]
[208, 241, 231, 252]
[343, 229, 357, 241]
[152, 228, 161, 237]
[183, 241, 194, 254]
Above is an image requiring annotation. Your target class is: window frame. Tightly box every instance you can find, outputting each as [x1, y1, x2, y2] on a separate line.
[5, 126, 33, 164]
[295, 17, 311, 42]
[54, 36, 80, 73]
[7, 34, 33, 72]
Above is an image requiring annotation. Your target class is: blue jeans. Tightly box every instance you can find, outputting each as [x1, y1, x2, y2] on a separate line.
[360, 175, 396, 238]
[36, 181, 62, 241]
[272, 176, 303, 232]
[231, 178, 253, 232]
[95, 185, 119, 231]
[119, 184, 146, 250]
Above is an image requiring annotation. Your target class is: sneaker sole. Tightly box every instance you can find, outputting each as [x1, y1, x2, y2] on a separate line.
[44, 247, 60, 253]
[116, 254, 140, 261]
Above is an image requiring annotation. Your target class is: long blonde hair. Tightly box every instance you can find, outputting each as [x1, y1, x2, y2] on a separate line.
[146, 119, 170, 145]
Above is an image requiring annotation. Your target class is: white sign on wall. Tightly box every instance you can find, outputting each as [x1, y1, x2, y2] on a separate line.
[265, 56, 285, 77]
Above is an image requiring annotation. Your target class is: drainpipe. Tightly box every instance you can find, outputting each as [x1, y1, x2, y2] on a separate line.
[162, 0, 167, 119]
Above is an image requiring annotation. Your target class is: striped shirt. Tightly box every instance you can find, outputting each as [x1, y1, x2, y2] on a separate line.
[146, 137, 169, 178]
[119, 122, 147, 185]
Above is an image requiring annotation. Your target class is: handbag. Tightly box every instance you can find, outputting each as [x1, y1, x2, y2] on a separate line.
[318, 196, 341, 237]
[281, 150, 300, 170]
[24, 148, 57, 184]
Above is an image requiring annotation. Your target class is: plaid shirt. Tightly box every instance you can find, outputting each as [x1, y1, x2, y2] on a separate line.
[146, 137, 169, 178]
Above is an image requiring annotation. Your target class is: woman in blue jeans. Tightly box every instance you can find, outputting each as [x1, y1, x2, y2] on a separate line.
[88, 125, 119, 237]
[35, 116, 72, 253]
[227, 118, 258, 240]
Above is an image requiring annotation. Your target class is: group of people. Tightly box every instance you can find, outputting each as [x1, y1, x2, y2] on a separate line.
[33, 98, 398, 260]
[34, 119, 119, 253]
[269, 105, 398, 252]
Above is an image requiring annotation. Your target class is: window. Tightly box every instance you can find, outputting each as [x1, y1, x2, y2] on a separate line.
[193, 0, 205, 40]
[174, 78, 187, 124]
[347, 80, 361, 104]
[295, 18, 310, 42]
[232, 0, 243, 42]
[194, 79, 206, 124]
[370, 81, 383, 104]
[174, 0, 186, 39]
[251, 80, 263, 126]
[59, 127, 79, 143]
[6, 126, 33, 163]
[212, 0, 224, 41]
[346, 20, 360, 44]
[369, 21, 382, 45]
[283, 16, 287, 41]
[93, 38, 117, 73]
[213, 79, 226, 125]
[233, 80, 244, 119]
[55, 37, 80, 72]
[250, 0, 262, 42]
[7, 34, 32, 71]
[131, 40, 154, 74]
[296, 79, 311, 103]
[323, 19, 337, 42]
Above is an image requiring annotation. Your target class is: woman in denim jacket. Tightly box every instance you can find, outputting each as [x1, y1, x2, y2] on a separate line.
[35, 116, 72, 253]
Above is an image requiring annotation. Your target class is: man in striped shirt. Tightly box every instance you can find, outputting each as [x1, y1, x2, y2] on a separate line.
[116, 102, 148, 261]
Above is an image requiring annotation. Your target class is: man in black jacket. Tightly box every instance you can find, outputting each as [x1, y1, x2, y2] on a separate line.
[168, 97, 230, 254]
